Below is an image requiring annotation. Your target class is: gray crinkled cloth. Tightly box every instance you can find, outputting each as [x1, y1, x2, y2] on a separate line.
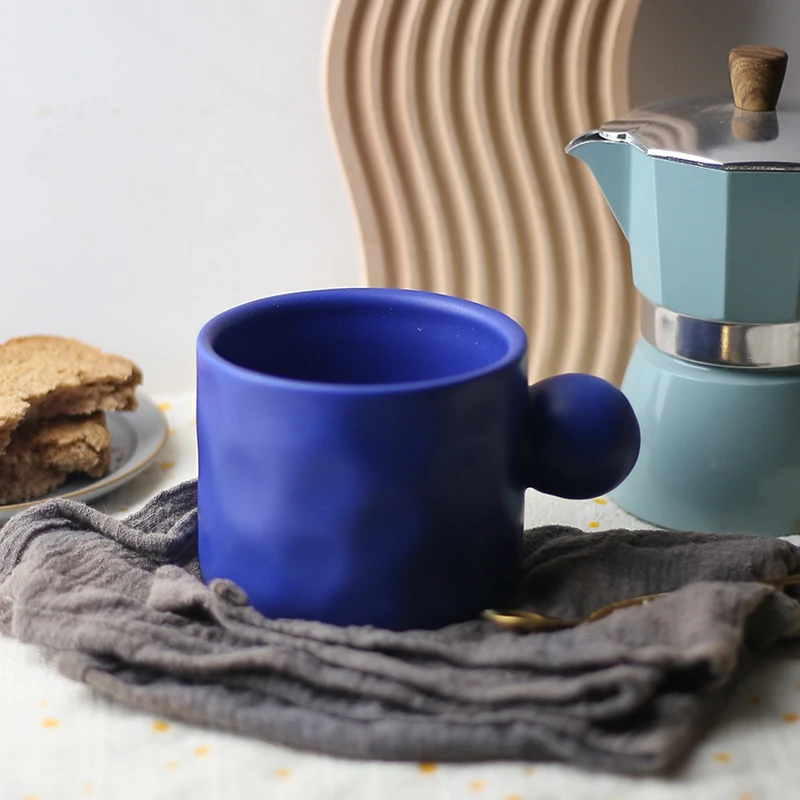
[1, 480, 799, 775]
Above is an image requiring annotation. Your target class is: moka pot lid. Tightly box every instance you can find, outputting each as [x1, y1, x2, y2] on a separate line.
[594, 45, 800, 171]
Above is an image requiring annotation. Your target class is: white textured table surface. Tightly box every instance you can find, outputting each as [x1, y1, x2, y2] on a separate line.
[2, 391, 799, 800]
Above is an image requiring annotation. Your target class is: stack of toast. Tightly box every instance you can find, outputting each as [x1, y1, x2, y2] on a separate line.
[0, 336, 142, 505]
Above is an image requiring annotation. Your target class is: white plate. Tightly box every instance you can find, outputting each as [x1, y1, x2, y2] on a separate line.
[0, 393, 169, 522]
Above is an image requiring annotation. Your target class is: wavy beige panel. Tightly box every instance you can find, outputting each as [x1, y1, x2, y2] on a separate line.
[324, 0, 642, 384]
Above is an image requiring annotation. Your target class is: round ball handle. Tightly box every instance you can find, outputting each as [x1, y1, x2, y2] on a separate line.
[525, 373, 640, 500]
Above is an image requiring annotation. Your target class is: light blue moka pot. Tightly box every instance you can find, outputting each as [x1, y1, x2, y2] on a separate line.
[567, 45, 800, 536]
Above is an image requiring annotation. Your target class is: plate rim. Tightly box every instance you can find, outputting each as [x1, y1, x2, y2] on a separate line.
[0, 393, 170, 515]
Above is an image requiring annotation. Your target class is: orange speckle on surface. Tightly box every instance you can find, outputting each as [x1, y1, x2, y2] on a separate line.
[83, 784, 95, 795]
[23, 795, 41, 800]
[524, 766, 536, 775]
[750, 694, 761, 705]
[504, 795, 523, 800]
[38, 700, 47, 708]
[274, 769, 293, 780]
[587, 521, 600, 529]
[169, 428, 177, 437]
[193, 746, 211, 757]
[157, 402, 172, 412]
[783, 712, 798, 724]
[41, 717, 59, 728]
[593, 498, 608, 505]
[739, 793, 755, 800]
[713, 751, 731, 763]
[418, 762, 438, 774]
[165, 761, 178, 770]
[160, 461, 175, 471]
[191, 417, 197, 426]
[468, 780, 485, 793]
[795, 682, 800, 691]
[152, 720, 170, 733]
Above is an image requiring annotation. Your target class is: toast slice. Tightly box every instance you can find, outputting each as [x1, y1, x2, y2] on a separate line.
[0, 336, 141, 457]
[0, 412, 112, 505]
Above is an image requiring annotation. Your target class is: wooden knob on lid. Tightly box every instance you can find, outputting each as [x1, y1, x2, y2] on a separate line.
[729, 45, 788, 111]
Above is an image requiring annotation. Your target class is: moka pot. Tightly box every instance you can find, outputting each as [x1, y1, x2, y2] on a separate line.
[567, 46, 800, 535]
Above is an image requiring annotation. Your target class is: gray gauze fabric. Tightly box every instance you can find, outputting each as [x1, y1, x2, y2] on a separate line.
[1, 480, 800, 775]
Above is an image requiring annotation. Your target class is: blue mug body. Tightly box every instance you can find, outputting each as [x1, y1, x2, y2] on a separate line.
[196, 288, 639, 630]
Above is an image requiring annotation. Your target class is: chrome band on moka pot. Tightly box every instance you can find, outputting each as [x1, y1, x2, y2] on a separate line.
[639, 296, 800, 370]
[567, 45, 800, 535]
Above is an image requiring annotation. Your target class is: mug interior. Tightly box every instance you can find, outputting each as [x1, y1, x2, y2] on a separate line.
[207, 291, 522, 387]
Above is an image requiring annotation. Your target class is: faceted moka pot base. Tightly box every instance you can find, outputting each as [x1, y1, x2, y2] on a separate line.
[610, 340, 800, 536]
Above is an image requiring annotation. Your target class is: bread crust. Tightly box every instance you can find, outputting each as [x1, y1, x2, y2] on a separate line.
[0, 412, 112, 504]
[0, 335, 142, 456]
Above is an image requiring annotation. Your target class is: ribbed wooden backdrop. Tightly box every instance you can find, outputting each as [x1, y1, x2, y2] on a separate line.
[324, 0, 641, 384]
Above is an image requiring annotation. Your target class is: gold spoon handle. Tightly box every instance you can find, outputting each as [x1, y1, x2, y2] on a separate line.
[763, 573, 800, 590]
[482, 609, 576, 632]
[485, 573, 800, 633]
[584, 591, 669, 622]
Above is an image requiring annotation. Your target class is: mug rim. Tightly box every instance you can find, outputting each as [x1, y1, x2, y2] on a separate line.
[197, 287, 527, 395]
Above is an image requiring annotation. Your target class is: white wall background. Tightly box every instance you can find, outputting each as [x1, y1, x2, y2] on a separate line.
[0, 0, 795, 393]
[630, 0, 800, 105]
[0, 1, 361, 393]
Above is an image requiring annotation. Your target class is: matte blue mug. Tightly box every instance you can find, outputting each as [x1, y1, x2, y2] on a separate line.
[196, 288, 640, 630]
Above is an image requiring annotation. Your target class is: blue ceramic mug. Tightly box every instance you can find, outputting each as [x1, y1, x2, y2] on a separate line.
[196, 288, 639, 630]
